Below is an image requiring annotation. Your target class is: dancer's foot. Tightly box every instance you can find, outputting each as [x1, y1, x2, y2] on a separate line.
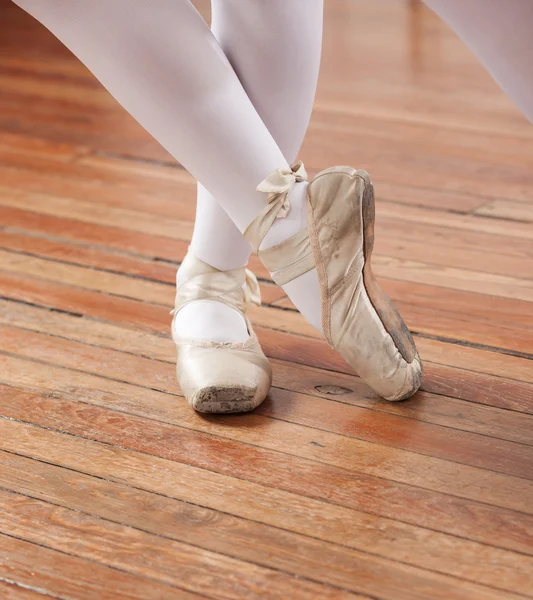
[171, 253, 272, 413]
[260, 177, 323, 332]
[246, 163, 423, 401]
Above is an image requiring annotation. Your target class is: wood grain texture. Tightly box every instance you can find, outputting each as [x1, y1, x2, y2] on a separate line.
[2, 385, 533, 557]
[0, 450, 518, 600]
[0, 298, 531, 443]
[2, 324, 533, 484]
[0, 490, 364, 600]
[0, 0, 532, 598]
[0, 534, 194, 600]
[1, 411, 533, 597]
[0, 580, 52, 600]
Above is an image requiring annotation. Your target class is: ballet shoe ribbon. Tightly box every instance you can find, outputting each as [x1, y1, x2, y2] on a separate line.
[256, 161, 308, 219]
[171, 263, 261, 316]
[244, 161, 308, 253]
[244, 268, 262, 307]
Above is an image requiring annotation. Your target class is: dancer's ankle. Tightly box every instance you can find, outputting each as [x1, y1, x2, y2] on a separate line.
[259, 181, 309, 251]
[174, 255, 250, 343]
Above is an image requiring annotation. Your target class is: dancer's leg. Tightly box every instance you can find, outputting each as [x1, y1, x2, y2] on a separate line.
[178, 0, 323, 341]
[13, 0, 321, 335]
[13, 0, 422, 401]
[13, 0, 288, 230]
[425, 0, 533, 123]
[190, 0, 323, 272]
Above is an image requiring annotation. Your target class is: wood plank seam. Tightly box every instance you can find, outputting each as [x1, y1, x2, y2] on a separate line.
[0, 577, 60, 600]
[1, 448, 529, 600]
[3, 299, 533, 460]
[2, 389, 531, 591]
[2, 341, 533, 487]
[1, 277, 531, 411]
[0, 530, 214, 600]
[1, 295, 533, 433]
[0, 487, 363, 599]
[2, 380, 533, 533]
[1, 253, 532, 365]
[2, 294, 531, 398]
[0, 444, 530, 599]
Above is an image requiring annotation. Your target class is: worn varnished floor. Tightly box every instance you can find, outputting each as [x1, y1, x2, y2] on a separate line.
[0, 1, 532, 598]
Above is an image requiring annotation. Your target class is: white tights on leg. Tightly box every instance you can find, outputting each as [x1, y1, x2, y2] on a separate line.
[13, 0, 287, 227]
[13, 0, 325, 341]
[181, 0, 323, 341]
[191, 0, 323, 273]
[425, 0, 533, 123]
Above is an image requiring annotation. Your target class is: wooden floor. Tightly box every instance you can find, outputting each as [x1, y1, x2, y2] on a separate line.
[0, 0, 532, 598]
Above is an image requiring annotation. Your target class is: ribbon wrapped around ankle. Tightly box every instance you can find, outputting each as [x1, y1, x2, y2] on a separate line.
[171, 265, 261, 316]
[244, 268, 262, 307]
[244, 161, 308, 254]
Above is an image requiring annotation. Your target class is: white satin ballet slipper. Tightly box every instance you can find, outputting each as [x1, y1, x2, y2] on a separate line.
[171, 253, 272, 413]
[244, 162, 423, 401]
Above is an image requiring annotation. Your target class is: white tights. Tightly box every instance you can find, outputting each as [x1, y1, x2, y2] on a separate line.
[425, 0, 533, 123]
[192, 0, 323, 272]
[13, 0, 288, 227]
[15, 0, 533, 344]
[13, 0, 324, 342]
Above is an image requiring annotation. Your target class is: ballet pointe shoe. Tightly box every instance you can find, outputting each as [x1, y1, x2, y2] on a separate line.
[245, 162, 423, 401]
[171, 254, 272, 413]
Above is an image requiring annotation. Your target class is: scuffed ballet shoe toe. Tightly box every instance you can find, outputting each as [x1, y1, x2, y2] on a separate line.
[191, 387, 257, 414]
[175, 340, 272, 414]
[172, 254, 272, 414]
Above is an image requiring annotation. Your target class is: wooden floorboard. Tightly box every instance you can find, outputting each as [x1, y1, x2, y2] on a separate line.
[1, 409, 533, 596]
[0, 533, 206, 600]
[0, 0, 532, 598]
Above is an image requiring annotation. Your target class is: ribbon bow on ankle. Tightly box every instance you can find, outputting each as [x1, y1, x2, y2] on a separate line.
[256, 161, 308, 219]
[244, 161, 308, 253]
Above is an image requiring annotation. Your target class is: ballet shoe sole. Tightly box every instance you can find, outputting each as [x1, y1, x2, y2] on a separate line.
[308, 166, 422, 401]
[359, 171, 422, 400]
[191, 385, 259, 414]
